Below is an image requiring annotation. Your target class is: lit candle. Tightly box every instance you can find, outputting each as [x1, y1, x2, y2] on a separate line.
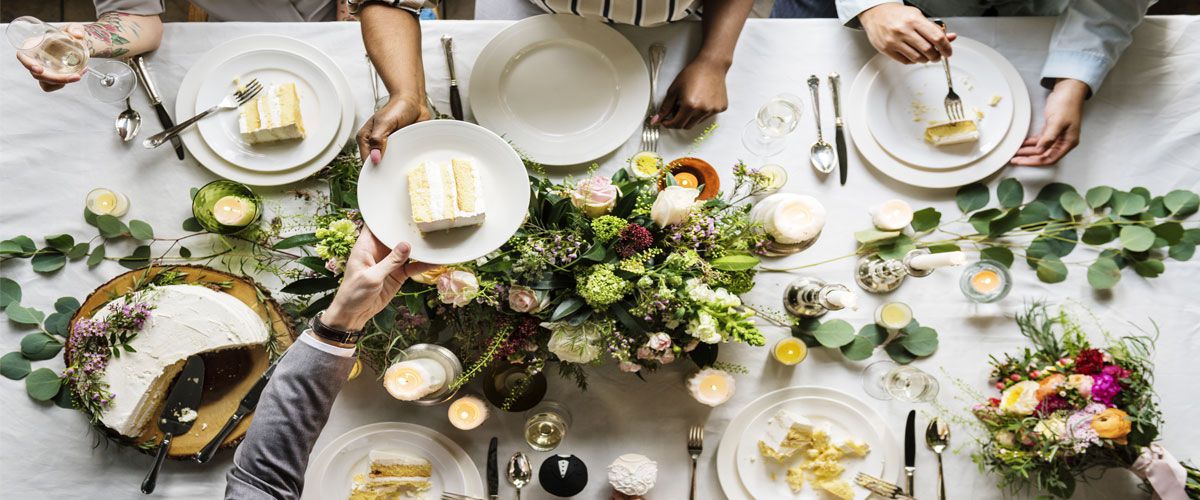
[825, 289, 858, 310]
[870, 199, 914, 231]
[758, 164, 788, 193]
[750, 193, 826, 245]
[674, 172, 699, 189]
[772, 337, 808, 366]
[384, 358, 448, 401]
[687, 368, 735, 407]
[212, 195, 257, 227]
[447, 395, 489, 430]
[85, 188, 130, 217]
[627, 151, 663, 179]
[969, 269, 1003, 294]
[875, 302, 913, 331]
[908, 251, 966, 271]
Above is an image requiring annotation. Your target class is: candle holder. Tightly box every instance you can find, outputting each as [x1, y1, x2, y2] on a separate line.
[659, 157, 720, 200]
[483, 360, 548, 413]
[854, 249, 934, 294]
[783, 277, 856, 317]
[959, 259, 1012, 303]
[398, 343, 463, 406]
[191, 180, 262, 235]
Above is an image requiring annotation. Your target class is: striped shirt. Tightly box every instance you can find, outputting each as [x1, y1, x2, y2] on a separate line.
[529, 0, 701, 27]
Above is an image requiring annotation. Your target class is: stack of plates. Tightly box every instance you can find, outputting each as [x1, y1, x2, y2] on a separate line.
[717, 386, 901, 500]
[847, 37, 1031, 189]
[176, 35, 355, 186]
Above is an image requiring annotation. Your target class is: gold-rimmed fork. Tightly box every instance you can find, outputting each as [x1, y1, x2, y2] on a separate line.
[932, 19, 964, 123]
[639, 43, 666, 153]
[143, 78, 262, 148]
[687, 425, 704, 500]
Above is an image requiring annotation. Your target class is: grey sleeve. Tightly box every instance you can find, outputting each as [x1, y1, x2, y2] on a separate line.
[224, 338, 355, 500]
[93, 0, 165, 16]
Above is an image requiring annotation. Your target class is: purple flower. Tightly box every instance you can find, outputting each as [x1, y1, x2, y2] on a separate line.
[1035, 394, 1070, 416]
[1066, 403, 1105, 452]
[1090, 373, 1121, 405]
[1102, 364, 1130, 380]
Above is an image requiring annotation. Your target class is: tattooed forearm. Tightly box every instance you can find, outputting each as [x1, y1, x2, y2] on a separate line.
[83, 12, 161, 59]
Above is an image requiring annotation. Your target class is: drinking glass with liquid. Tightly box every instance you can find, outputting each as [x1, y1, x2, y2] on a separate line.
[524, 401, 571, 452]
[741, 93, 804, 158]
[6, 16, 136, 102]
[861, 360, 939, 402]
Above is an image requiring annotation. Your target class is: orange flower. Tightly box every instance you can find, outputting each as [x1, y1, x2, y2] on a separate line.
[1091, 408, 1132, 444]
[1036, 374, 1065, 401]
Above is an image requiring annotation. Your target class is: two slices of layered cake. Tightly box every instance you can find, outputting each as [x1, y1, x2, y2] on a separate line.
[407, 159, 486, 232]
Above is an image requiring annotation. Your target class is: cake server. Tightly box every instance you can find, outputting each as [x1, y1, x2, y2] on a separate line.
[904, 409, 916, 496]
[131, 56, 184, 159]
[195, 361, 278, 464]
[142, 355, 206, 494]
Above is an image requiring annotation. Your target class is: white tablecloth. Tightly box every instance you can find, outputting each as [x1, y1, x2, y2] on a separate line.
[2, 17, 1198, 500]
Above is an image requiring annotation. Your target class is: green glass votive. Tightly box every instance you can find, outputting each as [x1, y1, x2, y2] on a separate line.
[191, 180, 262, 234]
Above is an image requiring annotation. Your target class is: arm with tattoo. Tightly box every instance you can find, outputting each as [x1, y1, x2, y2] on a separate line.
[82, 12, 163, 59]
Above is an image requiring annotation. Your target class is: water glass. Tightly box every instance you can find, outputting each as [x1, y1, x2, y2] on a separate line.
[862, 360, 939, 402]
[741, 93, 804, 158]
[524, 401, 571, 452]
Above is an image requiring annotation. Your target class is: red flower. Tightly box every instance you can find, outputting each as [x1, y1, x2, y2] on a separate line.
[988, 397, 1001, 407]
[1074, 348, 1105, 375]
[614, 224, 653, 258]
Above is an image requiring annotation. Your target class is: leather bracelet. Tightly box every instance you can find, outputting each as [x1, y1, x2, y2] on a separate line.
[311, 312, 363, 345]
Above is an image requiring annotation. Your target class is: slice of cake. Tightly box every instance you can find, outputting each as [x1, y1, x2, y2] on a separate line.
[924, 120, 979, 146]
[349, 451, 433, 499]
[407, 159, 486, 233]
[238, 82, 305, 145]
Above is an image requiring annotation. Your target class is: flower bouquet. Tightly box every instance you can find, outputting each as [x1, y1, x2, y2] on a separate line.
[971, 303, 1197, 499]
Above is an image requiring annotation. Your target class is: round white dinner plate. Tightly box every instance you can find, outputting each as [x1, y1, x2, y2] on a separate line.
[470, 14, 650, 166]
[717, 386, 901, 500]
[195, 49, 341, 172]
[847, 37, 1031, 189]
[357, 120, 530, 265]
[302, 422, 484, 500]
[866, 41, 1015, 169]
[176, 35, 355, 186]
[734, 397, 888, 499]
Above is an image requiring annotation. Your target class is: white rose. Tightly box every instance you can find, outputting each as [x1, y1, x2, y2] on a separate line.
[647, 332, 672, 351]
[999, 381, 1040, 416]
[650, 186, 700, 227]
[687, 311, 722, 344]
[507, 285, 549, 313]
[542, 321, 603, 363]
[436, 270, 480, 307]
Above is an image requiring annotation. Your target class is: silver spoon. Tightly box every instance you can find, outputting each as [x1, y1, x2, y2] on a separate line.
[806, 75, 835, 174]
[116, 97, 141, 141]
[926, 417, 950, 500]
[507, 452, 532, 500]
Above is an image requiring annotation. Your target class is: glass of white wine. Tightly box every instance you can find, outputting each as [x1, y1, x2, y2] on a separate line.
[6, 16, 136, 103]
[862, 360, 940, 402]
[741, 93, 804, 158]
[523, 401, 571, 452]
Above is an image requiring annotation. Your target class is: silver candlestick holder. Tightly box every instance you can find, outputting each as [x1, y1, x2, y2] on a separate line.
[855, 249, 934, 293]
[783, 277, 857, 317]
[402, 344, 464, 407]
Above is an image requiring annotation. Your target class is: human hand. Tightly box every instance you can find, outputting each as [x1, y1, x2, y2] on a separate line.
[16, 24, 87, 92]
[654, 57, 729, 130]
[321, 227, 436, 332]
[1010, 79, 1088, 166]
[858, 4, 956, 64]
[356, 95, 429, 164]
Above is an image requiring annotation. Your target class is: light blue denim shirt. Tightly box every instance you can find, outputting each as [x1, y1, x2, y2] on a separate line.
[835, 0, 1155, 95]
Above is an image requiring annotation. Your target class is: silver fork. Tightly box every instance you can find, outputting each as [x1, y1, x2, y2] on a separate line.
[640, 43, 666, 153]
[855, 472, 917, 499]
[143, 79, 262, 148]
[441, 493, 483, 500]
[932, 19, 964, 122]
[687, 425, 704, 500]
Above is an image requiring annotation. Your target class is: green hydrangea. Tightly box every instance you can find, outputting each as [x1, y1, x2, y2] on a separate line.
[315, 219, 357, 262]
[713, 269, 756, 295]
[617, 248, 662, 275]
[576, 264, 631, 307]
[591, 215, 627, 242]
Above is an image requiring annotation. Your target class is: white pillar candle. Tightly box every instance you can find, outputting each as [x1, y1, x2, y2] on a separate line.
[687, 368, 735, 407]
[870, 199, 914, 231]
[447, 395, 489, 430]
[213, 195, 256, 227]
[85, 188, 130, 217]
[909, 251, 966, 271]
[751, 193, 826, 245]
[384, 358, 447, 401]
[825, 289, 858, 310]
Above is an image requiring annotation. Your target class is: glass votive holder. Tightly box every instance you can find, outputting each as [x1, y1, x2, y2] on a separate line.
[959, 260, 1012, 303]
[85, 188, 130, 217]
[191, 180, 262, 234]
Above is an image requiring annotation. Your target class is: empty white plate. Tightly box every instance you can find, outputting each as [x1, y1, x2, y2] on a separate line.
[195, 49, 341, 172]
[470, 14, 649, 166]
[357, 120, 530, 265]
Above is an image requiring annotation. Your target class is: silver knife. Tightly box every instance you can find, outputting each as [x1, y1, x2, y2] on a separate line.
[829, 72, 847, 185]
[195, 361, 278, 464]
[131, 56, 185, 160]
[441, 35, 463, 121]
[142, 355, 206, 494]
[904, 410, 916, 496]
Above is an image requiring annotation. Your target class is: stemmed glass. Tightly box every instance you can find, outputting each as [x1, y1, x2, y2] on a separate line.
[741, 93, 804, 158]
[862, 360, 940, 402]
[6, 16, 136, 103]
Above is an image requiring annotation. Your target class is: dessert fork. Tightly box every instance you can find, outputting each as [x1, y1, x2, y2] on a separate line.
[855, 472, 917, 499]
[932, 19, 964, 122]
[639, 43, 666, 153]
[687, 425, 704, 500]
[144, 78, 262, 148]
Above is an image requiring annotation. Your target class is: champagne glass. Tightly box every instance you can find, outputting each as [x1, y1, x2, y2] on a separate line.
[7, 16, 136, 103]
[862, 360, 940, 402]
[523, 401, 571, 452]
[741, 93, 804, 158]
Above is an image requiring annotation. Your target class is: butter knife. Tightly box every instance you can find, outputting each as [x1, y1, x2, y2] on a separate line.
[905, 410, 916, 495]
[131, 56, 185, 160]
[195, 361, 278, 464]
[487, 437, 498, 500]
[829, 72, 846, 185]
[441, 35, 463, 120]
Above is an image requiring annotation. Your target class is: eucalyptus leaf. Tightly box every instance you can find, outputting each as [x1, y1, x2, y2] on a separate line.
[987, 208, 1022, 237]
[45, 234, 74, 253]
[5, 303, 44, 325]
[30, 252, 66, 273]
[854, 229, 901, 244]
[711, 254, 759, 272]
[117, 245, 152, 269]
[1152, 222, 1184, 245]
[0, 278, 20, 308]
[86, 245, 106, 267]
[968, 208, 1003, 234]
[1060, 190, 1087, 216]
[840, 335, 877, 361]
[1168, 242, 1195, 261]
[179, 246, 192, 258]
[1035, 183, 1075, 219]
[956, 183, 989, 213]
[1087, 258, 1121, 289]
[884, 342, 917, 364]
[182, 217, 204, 232]
[875, 234, 916, 261]
[83, 208, 99, 227]
[1082, 220, 1117, 245]
[858, 324, 889, 346]
[980, 247, 1014, 267]
[128, 220, 154, 240]
[813, 319, 855, 348]
[997, 178, 1024, 208]
[1035, 257, 1068, 283]
[1131, 258, 1165, 278]
[43, 312, 70, 337]
[1119, 226, 1155, 252]
[0, 239, 26, 255]
[20, 333, 61, 360]
[66, 243, 89, 260]
[11, 235, 36, 252]
[1110, 191, 1147, 217]
[25, 368, 61, 401]
[1086, 186, 1113, 208]
[1184, 229, 1200, 245]
[925, 243, 960, 254]
[899, 326, 938, 356]
[1147, 197, 1169, 218]
[1164, 190, 1199, 217]
[0, 352, 31, 380]
[274, 233, 319, 249]
[96, 215, 128, 239]
[54, 297, 80, 316]
[189, 187, 200, 200]
[910, 207, 941, 232]
[1016, 202, 1051, 228]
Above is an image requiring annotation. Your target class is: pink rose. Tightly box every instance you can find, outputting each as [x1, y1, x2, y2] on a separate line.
[436, 270, 479, 307]
[647, 332, 672, 351]
[507, 285, 548, 313]
[570, 176, 619, 217]
[619, 361, 642, 373]
[636, 346, 654, 360]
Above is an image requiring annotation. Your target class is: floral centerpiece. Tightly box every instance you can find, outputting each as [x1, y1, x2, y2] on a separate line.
[970, 303, 1197, 499]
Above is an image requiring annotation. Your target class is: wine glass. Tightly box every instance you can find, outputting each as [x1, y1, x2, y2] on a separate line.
[523, 401, 571, 452]
[741, 93, 804, 158]
[862, 360, 940, 402]
[7, 16, 136, 103]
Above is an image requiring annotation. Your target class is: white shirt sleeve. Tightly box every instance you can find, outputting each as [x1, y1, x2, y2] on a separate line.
[1040, 0, 1154, 95]
[298, 330, 357, 358]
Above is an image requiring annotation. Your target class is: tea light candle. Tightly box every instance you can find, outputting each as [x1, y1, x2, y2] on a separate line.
[85, 188, 130, 217]
[970, 269, 1003, 294]
[384, 358, 448, 401]
[687, 368, 735, 407]
[908, 251, 966, 272]
[772, 337, 808, 366]
[959, 260, 1012, 303]
[212, 195, 257, 227]
[758, 164, 788, 193]
[674, 172, 700, 189]
[447, 395, 489, 430]
[870, 199, 914, 231]
[825, 289, 858, 310]
[875, 302, 913, 331]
